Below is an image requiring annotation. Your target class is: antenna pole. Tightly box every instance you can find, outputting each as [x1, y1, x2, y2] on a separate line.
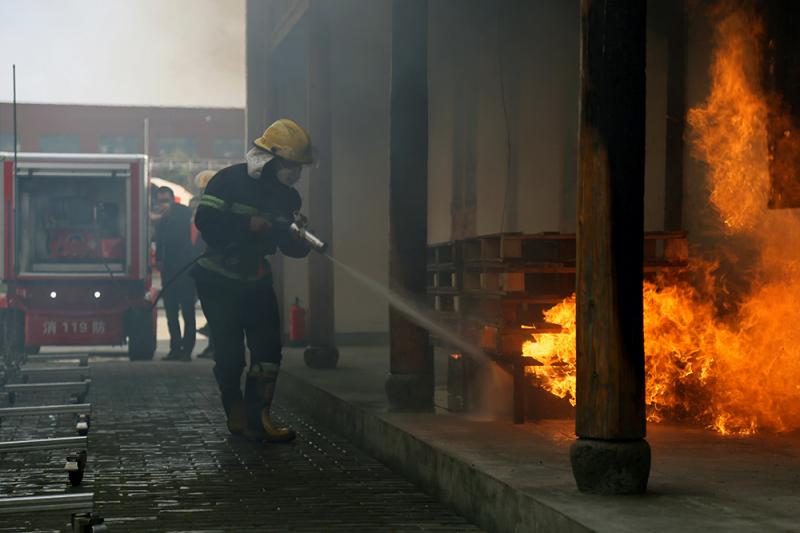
[12, 64, 18, 171]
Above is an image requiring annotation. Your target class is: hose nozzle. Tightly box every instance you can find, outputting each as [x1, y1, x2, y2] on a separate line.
[290, 222, 328, 254]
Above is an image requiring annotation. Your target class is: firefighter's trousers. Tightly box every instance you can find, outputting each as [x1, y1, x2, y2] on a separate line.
[195, 281, 283, 417]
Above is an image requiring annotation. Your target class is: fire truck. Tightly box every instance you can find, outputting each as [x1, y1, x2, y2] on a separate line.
[0, 152, 157, 360]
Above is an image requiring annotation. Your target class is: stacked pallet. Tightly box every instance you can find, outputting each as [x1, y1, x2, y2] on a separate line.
[428, 231, 689, 417]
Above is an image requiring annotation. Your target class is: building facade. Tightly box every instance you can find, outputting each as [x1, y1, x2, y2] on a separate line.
[0, 103, 245, 182]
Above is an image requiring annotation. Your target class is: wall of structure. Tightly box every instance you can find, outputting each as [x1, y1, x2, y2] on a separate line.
[256, 0, 691, 340]
[427, 0, 676, 243]
[267, 2, 392, 338]
[427, 0, 581, 242]
[683, 4, 716, 245]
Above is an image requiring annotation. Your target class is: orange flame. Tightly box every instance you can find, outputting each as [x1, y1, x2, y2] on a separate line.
[523, 3, 800, 436]
[687, 6, 770, 232]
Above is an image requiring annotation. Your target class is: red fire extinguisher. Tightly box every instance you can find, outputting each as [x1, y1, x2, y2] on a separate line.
[289, 297, 307, 346]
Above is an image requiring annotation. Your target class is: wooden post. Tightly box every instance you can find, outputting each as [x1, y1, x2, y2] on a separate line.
[664, 1, 687, 231]
[385, 0, 433, 411]
[571, 0, 651, 495]
[245, 0, 272, 156]
[245, 0, 285, 325]
[303, 0, 339, 369]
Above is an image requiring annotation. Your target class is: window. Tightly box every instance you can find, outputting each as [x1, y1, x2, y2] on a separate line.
[16, 174, 128, 274]
[213, 138, 244, 159]
[99, 135, 140, 154]
[0, 133, 21, 151]
[40, 134, 81, 153]
[156, 137, 198, 158]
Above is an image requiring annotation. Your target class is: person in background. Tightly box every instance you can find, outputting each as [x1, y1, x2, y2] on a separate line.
[192, 170, 217, 360]
[155, 186, 198, 361]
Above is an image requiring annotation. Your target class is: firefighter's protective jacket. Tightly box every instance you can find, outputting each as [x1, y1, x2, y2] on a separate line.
[193, 163, 309, 286]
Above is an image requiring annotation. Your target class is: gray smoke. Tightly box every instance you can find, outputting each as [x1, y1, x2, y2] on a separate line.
[0, 0, 244, 107]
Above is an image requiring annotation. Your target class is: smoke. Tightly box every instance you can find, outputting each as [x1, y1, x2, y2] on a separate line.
[0, 0, 244, 108]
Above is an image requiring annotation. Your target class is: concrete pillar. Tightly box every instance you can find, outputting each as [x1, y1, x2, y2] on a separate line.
[304, 1, 339, 369]
[385, 0, 433, 411]
[571, 0, 651, 494]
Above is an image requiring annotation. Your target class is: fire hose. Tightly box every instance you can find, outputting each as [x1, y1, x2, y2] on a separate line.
[149, 213, 327, 309]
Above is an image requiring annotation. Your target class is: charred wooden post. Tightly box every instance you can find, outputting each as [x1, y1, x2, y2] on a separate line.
[571, 0, 651, 494]
[304, 1, 339, 369]
[385, 0, 433, 411]
[664, 1, 687, 231]
[245, 0, 272, 146]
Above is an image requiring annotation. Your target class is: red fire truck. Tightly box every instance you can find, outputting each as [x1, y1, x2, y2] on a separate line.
[0, 152, 157, 360]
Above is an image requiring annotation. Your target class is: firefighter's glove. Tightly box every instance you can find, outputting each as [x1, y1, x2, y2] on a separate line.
[249, 216, 271, 233]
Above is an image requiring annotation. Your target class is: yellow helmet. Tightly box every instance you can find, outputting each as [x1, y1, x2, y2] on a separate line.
[194, 169, 216, 190]
[252, 119, 314, 164]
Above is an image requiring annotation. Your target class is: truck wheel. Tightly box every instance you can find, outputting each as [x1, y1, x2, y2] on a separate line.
[25, 346, 40, 355]
[127, 308, 156, 361]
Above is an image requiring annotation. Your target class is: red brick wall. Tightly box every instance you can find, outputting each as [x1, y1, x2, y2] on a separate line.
[0, 103, 244, 157]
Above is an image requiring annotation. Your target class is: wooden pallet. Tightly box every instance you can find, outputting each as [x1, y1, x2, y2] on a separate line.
[427, 231, 689, 357]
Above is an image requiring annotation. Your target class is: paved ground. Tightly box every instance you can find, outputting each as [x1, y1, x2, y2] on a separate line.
[0, 357, 481, 532]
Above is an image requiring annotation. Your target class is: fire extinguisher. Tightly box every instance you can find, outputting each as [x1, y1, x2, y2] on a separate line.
[289, 297, 306, 346]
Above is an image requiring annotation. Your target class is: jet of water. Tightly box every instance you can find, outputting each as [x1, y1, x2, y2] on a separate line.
[326, 254, 488, 362]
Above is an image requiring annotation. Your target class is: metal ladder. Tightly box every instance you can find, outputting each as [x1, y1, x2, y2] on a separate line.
[0, 350, 108, 530]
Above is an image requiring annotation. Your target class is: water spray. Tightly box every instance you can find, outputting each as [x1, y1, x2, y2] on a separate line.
[326, 255, 488, 362]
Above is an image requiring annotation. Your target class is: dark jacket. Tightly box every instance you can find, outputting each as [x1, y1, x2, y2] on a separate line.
[155, 202, 198, 280]
[193, 162, 309, 286]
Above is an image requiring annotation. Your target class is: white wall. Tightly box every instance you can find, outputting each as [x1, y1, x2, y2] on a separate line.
[427, 0, 673, 241]
[427, 0, 581, 240]
[330, 0, 392, 335]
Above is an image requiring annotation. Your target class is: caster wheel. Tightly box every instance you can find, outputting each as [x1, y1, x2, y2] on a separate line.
[76, 415, 90, 436]
[66, 451, 87, 486]
[68, 469, 84, 486]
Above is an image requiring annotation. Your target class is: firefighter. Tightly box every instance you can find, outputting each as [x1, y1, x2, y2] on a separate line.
[193, 119, 313, 442]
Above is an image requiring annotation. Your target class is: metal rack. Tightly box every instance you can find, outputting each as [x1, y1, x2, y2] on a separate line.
[0, 348, 106, 529]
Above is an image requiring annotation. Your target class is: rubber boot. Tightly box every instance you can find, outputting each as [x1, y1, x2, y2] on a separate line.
[220, 388, 245, 436]
[243, 363, 296, 443]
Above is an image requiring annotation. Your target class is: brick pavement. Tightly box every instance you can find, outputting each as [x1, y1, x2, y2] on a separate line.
[0, 359, 481, 532]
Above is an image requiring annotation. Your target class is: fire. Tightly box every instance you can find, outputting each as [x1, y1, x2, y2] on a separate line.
[523, 3, 800, 436]
[686, 5, 770, 232]
[521, 296, 576, 404]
